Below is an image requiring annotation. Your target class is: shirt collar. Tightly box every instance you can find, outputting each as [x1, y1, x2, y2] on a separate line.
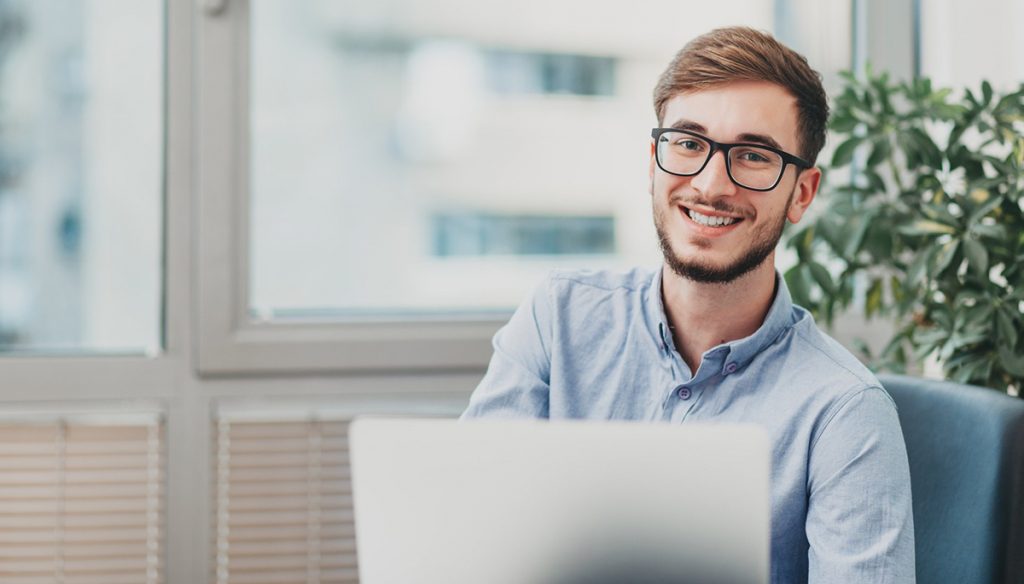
[720, 272, 796, 373]
[648, 267, 798, 375]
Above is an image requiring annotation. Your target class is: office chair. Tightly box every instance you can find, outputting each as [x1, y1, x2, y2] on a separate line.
[879, 374, 1024, 584]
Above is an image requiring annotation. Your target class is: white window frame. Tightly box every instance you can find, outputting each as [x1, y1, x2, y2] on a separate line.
[194, 0, 501, 376]
[0, 1, 195, 582]
[192, 0, 867, 377]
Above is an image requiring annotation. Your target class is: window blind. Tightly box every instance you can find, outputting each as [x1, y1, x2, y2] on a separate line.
[0, 414, 164, 584]
[212, 417, 357, 584]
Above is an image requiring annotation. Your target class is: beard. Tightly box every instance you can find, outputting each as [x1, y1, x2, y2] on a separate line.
[653, 186, 794, 284]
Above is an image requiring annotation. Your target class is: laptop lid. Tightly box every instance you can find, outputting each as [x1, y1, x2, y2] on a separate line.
[350, 418, 769, 584]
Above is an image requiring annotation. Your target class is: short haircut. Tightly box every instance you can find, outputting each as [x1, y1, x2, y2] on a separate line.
[653, 27, 829, 165]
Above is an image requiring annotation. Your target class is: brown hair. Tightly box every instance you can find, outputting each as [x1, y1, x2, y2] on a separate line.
[653, 27, 829, 165]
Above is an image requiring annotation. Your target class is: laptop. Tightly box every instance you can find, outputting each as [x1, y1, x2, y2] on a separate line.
[349, 418, 769, 584]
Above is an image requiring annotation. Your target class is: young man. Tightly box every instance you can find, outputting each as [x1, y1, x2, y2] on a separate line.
[462, 27, 915, 584]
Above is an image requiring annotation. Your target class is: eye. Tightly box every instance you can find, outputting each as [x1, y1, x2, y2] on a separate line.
[674, 139, 704, 151]
[737, 149, 772, 163]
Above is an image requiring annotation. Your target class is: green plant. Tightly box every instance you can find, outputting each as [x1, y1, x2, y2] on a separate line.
[786, 69, 1024, 394]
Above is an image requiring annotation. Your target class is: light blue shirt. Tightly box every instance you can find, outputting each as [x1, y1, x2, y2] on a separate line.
[462, 267, 915, 584]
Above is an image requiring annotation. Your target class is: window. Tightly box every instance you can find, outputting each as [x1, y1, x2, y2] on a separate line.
[919, 0, 1024, 89]
[244, 2, 777, 320]
[0, 0, 163, 354]
[0, 0, 169, 581]
[198, 0, 778, 372]
[485, 51, 616, 96]
[433, 213, 616, 257]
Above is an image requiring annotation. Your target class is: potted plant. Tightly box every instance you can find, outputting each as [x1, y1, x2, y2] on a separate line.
[786, 68, 1024, 395]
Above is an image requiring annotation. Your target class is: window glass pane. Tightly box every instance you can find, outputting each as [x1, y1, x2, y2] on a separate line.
[920, 0, 1024, 90]
[0, 0, 163, 352]
[249, 1, 774, 317]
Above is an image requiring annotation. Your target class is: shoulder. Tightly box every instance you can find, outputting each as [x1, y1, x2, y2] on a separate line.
[780, 308, 900, 439]
[544, 266, 656, 304]
[532, 267, 658, 345]
[509, 267, 656, 336]
[548, 268, 651, 295]
[790, 311, 884, 393]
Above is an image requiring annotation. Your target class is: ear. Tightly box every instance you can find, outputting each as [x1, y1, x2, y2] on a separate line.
[648, 140, 657, 196]
[786, 167, 821, 224]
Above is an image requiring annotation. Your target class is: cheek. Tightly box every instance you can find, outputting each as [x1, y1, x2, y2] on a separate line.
[652, 174, 687, 203]
[747, 199, 784, 226]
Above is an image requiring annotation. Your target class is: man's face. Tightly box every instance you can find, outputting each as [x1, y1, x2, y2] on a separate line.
[649, 81, 820, 284]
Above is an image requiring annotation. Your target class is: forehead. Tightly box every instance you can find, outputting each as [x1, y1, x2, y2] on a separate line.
[661, 81, 800, 152]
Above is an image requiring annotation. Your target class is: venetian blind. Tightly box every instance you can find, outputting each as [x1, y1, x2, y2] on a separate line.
[0, 414, 164, 584]
[212, 417, 357, 584]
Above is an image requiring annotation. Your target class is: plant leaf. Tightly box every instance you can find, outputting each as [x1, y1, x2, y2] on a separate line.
[852, 104, 876, 125]
[949, 330, 989, 350]
[864, 168, 887, 193]
[913, 327, 948, 348]
[932, 103, 966, 121]
[831, 113, 858, 133]
[908, 128, 943, 168]
[997, 308, 1018, 348]
[899, 220, 957, 236]
[784, 265, 812, 312]
[865, 278, 884, 319]
[867, 137, 892, 167]
[890, 275, 905, 304]
[967, 193, 1003, 225]
[831, 137, 863, 167]
[808, 262, 835, 295]
[971, 223, 1007, 240]
[897, 131, 922, 169]
[933, 239, 961, 275]
[998, 345, 1024, 377]
[962, 237, 989, 279]
[907, 245, 936, 286]
[843, 215, 874, 260]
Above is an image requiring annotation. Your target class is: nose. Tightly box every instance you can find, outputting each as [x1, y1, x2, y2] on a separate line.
[688, 149, 738, 196]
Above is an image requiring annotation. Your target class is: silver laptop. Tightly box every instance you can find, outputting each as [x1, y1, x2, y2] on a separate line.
[350, 418, 769, 584]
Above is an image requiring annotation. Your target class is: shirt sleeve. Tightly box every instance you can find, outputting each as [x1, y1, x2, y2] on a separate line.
[460, 275, 554, 419]
[806, 386, 916, 583]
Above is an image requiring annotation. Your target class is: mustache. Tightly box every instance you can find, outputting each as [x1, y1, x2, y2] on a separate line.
[669, 193, 754, 220]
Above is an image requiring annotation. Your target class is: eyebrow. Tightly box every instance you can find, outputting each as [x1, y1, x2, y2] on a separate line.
[668, 120, 707, 134]
[667, 119, 785, 152]
[737, 132, 784, 151]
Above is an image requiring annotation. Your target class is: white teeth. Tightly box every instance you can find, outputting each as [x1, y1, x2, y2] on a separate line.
[688, 209, 738, 227]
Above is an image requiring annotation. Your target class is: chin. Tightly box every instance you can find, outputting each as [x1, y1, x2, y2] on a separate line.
[664, 246, 772, 285]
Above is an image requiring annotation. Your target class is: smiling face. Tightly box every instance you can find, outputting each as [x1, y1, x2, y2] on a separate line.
[649, 81, 821, 284]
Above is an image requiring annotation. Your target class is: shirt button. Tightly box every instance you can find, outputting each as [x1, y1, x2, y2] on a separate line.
[676, 386, 691, 400]
[724, 362, 738, 374]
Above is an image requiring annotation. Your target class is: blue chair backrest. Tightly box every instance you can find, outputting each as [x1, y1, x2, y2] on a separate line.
[878, 374, 1024, 584]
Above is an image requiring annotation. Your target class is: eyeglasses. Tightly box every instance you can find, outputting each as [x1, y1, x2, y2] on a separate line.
[651, 128, 811, 192]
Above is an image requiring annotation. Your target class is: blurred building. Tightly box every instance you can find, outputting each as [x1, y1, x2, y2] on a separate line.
[5, 0, 1018, 346]
[247, 1, 776, 315]
[0, 0, 161, 352]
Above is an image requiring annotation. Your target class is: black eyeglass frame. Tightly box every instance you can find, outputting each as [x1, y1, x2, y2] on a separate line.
[650, 127, 812, 192]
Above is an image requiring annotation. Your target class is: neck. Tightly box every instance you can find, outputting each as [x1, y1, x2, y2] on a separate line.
[661, 257, 778, 373]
